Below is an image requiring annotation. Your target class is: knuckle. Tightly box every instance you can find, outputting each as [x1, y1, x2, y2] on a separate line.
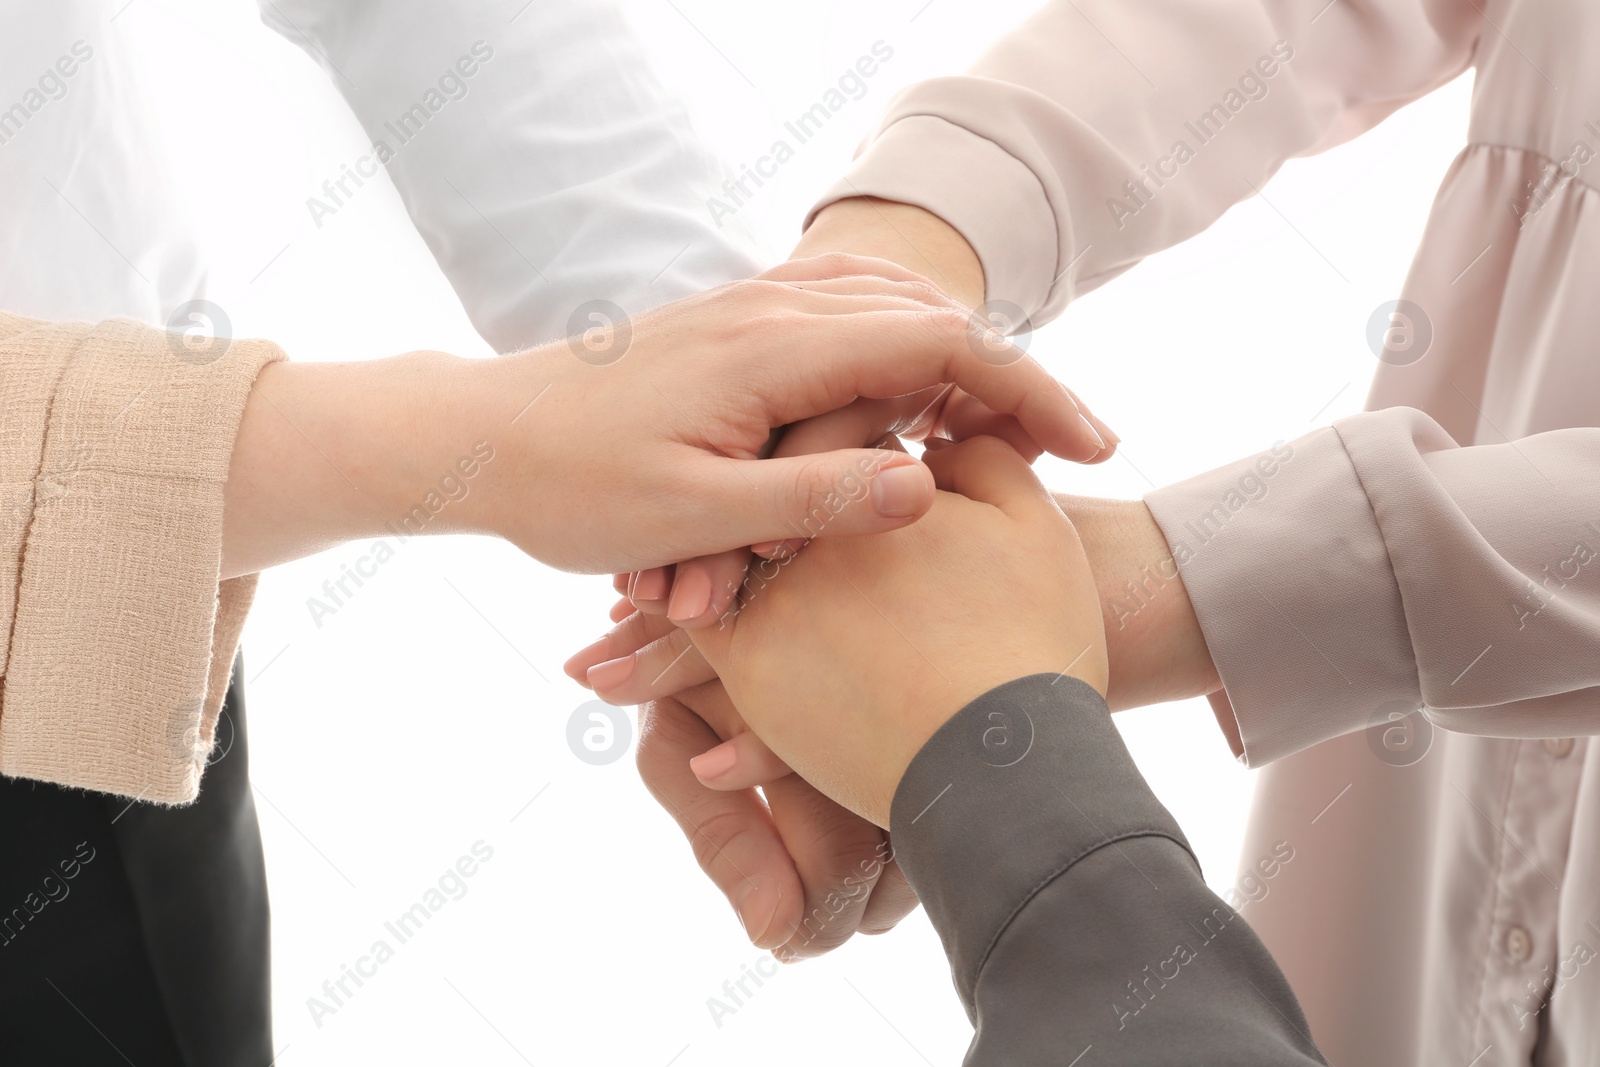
[774, 456, 841, 521]
[920, 305, 976, 344]
[807, 250, 872, 278]
[900, 279, 948, 307]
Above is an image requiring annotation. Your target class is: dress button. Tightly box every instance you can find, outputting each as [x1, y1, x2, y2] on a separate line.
[1505, 925, 1535, 964]
[1544, 737, 1575, 758]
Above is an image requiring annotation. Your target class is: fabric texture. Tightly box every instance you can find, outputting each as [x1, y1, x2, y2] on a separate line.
[820, 0, 1600, 1062]
[893, 674, 1325, 1065]
[0, 312, 281, 803]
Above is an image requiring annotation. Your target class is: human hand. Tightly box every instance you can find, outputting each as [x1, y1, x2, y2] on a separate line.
[619, 198, 1117, 623]
[635, 681, 920, 959]
[685, 436, 1107, 828]
[567, 488, 1218, 720]
[476, 253, 1108, 574]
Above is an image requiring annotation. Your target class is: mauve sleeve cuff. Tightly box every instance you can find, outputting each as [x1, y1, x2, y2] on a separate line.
[1142, 425, 1419, 767]
[0, 319, 283, 804]
[806, 111, 1061, 319]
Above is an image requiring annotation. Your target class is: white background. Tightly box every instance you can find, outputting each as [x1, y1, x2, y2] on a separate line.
[116, 1, 1472, 1063]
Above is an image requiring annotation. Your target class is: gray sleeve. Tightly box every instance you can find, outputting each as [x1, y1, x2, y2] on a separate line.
[889, 674, 1327, 1065]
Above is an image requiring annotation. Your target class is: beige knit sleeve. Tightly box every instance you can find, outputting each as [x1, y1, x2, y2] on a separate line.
[0, 311, 284, 803]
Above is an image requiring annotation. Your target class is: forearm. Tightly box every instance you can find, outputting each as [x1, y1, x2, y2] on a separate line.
[811, 1, 1478, 326]
[221, 350, 543, 578]
[1146, 412, 1600, 766]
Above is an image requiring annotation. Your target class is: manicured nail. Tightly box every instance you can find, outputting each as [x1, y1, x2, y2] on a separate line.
[690, 744, 738, 783]
[633, 568, 670, 603]
[667, 566, 713, 623]
[1078, 413, 1107, 452]
[871, 464, 929, 518]
[585, 655, 635, 691]
[563, 636, 611, 684]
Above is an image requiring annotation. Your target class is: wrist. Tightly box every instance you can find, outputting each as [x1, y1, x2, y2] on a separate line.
[1059, 495, 1220, 711]
[223, 350, 516, 576]
[795, 197, 985, 308]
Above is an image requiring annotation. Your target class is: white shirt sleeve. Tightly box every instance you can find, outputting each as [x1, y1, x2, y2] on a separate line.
[259, 0, 763, 352]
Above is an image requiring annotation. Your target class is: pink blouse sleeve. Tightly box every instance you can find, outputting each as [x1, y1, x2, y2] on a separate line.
[812, 0, 1479, 322]
[1143, 408, 1600, 766]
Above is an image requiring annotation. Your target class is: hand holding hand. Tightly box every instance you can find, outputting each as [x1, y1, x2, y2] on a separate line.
[618, 197, 1117, 625]
[489, 254, 1108, 575]
[688, 437, 1108, 828]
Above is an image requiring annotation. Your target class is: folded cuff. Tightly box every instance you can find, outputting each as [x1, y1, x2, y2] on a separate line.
[0, 318, 283, 803]
[807, 113, 1060, 320]
[889, 674, 1192, 1016]
[1143, 428, 1419, 766]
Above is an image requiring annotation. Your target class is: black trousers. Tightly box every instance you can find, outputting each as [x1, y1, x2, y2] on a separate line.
[0, 660, 273, 1066]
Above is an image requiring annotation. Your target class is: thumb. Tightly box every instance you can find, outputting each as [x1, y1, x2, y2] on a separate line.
[922, 435, 1056, 516]
[712, 449, 936, 545]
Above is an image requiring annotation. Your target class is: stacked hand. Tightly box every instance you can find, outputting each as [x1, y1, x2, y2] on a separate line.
[223, 251, 1108, 578]
[562, 201, 1219, 958]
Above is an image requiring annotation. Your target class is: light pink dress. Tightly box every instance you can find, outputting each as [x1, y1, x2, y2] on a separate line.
[814, 1, 1600, 1063]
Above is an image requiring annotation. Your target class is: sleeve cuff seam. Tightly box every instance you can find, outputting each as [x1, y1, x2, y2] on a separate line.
[843, 112, 1066, 303]
[1328, 419, 1425, 695]
[967, 828, 1197, 998]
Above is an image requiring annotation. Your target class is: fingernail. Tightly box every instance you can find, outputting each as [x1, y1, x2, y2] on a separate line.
[1078, 413, 1107, 452]
[585, 655, 635, 691]
[633, 569, 670, 603]
[667, 567, 713, 623]
[563, 636, 611, 684]
[690, 744, 738, 783]
[871, 464, 929, 518]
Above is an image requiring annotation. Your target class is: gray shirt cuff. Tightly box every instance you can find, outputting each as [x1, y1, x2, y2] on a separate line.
[890, 674, 1326, 1065]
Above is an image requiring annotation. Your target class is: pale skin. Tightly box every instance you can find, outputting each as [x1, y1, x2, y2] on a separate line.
[220, 254, 1111, 579]
[589, 198, 1219, 956]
